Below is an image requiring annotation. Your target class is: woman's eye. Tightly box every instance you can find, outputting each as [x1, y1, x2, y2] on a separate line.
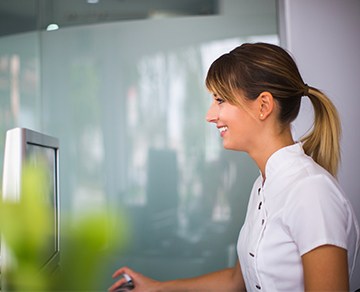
[216, 98, 225, 104]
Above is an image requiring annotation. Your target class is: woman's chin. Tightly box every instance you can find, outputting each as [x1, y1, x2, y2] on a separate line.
[222, 141, 242, 152]
[222, 142, 235, 151]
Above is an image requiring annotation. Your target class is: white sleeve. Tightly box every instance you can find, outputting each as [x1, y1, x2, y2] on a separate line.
[283, 174, 349, 256]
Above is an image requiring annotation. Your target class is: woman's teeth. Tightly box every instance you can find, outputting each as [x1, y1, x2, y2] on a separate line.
[219, 126, 228, 134]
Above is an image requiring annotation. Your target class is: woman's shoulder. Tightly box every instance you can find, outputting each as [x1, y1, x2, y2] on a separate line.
[283, 167, 350, 223]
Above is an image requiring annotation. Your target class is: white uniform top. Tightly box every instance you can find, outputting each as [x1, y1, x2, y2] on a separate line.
[237, 143, 359, 291]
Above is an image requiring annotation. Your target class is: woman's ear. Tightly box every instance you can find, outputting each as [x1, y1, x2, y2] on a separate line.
[258, 91, 274, 120]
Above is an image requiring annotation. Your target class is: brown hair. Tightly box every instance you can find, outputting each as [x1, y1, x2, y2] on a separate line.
[205, 43, 341, 176]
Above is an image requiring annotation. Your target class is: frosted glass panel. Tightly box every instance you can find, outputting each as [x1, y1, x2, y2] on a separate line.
[0, 0, 278, 287]
[0, 32, 41, 178]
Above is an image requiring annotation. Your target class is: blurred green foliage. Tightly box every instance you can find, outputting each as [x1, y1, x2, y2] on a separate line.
[0, 161, 128, 291]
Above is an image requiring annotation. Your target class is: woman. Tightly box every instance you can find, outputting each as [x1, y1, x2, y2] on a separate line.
[109, 43, 359, 291]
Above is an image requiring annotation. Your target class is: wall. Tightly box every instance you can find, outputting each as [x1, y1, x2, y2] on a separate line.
[279, 0, 360, 289]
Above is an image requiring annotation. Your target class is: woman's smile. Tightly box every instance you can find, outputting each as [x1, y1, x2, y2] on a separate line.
[218, 126, 228, 137]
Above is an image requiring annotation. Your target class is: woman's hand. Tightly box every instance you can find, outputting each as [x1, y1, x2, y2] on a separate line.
[108, 266, 162, 292]
[109, 262, 245, 292]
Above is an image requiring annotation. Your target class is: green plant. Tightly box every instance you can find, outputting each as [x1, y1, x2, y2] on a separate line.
[0, 162, 128, 291]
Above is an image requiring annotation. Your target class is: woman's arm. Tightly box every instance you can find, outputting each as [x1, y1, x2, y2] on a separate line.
[301, 244, 349, 291]
[109, 261, 245, 292]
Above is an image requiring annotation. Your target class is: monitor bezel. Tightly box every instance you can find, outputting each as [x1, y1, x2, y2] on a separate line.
[1, 127, 60, 274]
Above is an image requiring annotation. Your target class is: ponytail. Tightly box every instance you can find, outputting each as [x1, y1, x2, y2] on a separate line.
[300, 87, 341, 176]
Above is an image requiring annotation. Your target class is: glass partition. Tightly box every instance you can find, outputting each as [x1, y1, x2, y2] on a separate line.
[0, 0, 278, 287]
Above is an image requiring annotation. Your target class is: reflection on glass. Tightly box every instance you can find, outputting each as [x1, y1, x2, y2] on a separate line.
[0, 33, 41, 180]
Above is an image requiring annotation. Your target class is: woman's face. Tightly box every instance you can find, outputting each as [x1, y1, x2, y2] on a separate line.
[206, 92, 260, 152]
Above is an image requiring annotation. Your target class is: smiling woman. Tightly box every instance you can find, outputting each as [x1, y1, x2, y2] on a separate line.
[204, 42, 358, 291]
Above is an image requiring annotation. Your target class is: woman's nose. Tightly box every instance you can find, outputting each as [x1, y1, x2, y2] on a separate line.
[206, 103, 218, 123]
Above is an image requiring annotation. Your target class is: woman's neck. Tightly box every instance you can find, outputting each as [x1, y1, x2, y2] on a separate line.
[250, 130, 295, 180]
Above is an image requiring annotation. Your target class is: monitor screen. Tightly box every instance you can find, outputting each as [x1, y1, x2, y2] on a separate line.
[26, 143, 59, 268]
[1, 128, 60, 277]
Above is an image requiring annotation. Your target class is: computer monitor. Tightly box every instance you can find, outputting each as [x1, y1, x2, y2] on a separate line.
[1, 128, 60, 277]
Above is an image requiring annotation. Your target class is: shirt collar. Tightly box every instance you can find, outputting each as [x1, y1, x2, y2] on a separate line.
[264, 142, 304, 184]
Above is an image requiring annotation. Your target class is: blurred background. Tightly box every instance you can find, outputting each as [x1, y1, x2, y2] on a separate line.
[0, 0, 277, 287]
[1, 0, 359, 290]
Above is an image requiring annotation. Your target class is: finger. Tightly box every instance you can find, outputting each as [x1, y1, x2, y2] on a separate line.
[108, 278, 127, 292]
[112, 266, 132, 278]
